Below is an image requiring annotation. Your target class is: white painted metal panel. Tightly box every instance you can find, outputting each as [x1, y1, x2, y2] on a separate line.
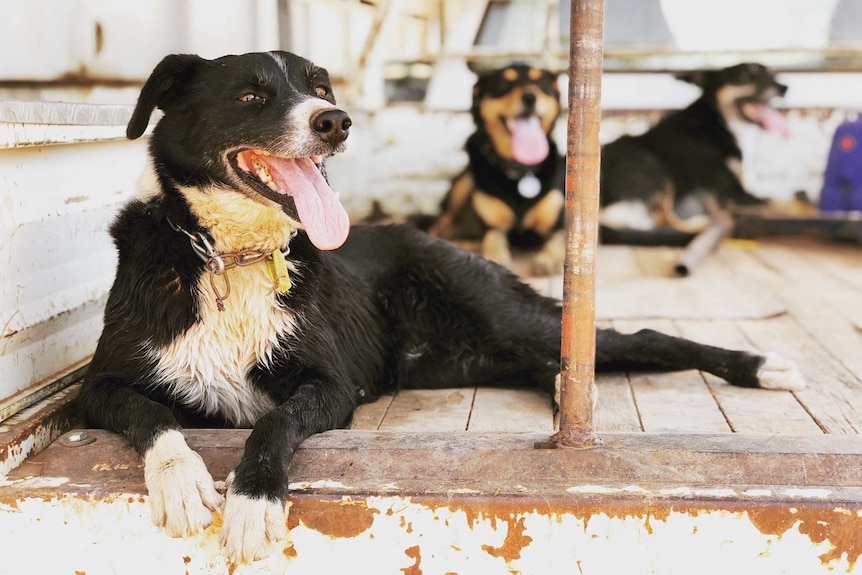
[0, 0, 280, 82]
[0, 103, 147, 406]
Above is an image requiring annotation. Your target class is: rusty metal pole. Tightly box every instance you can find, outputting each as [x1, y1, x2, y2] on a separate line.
[554, 0, 604, 449]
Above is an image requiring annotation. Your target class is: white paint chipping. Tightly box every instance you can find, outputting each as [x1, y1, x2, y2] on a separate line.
[0, 493, 856, 574]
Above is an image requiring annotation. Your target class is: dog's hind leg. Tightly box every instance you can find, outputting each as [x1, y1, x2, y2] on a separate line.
[595, 328, 805, 390]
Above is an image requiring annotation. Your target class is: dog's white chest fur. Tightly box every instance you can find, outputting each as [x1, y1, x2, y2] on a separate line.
[148, 186, 302, 426]
[150, 263, 294, 425]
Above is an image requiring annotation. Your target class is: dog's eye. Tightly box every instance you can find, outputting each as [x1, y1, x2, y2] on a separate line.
[315, 86, 329, 99]
[238, 93, 265, 103]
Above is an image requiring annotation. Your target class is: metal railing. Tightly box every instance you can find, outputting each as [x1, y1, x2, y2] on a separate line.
[554, 0, 604, 449]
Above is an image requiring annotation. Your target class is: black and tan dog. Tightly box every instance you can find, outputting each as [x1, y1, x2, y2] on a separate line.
[78, 51, 805, 564]
[429, 63, 566, 273]
[600, 63, 792, 244]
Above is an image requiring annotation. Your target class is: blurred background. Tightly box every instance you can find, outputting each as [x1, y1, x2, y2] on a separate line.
[2, 0, 862, 214]
[2, 0, 862, 410]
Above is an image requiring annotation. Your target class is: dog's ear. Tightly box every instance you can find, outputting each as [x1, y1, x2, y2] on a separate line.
[470, 75, 487, 124]
[127, 54, 206, 140]
[674, 69, 716, 89]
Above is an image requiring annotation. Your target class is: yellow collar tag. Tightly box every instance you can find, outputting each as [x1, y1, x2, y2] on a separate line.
[269, 248, 292, 294]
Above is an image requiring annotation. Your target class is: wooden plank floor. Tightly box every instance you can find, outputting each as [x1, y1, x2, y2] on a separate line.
[351, 236, 862, 436]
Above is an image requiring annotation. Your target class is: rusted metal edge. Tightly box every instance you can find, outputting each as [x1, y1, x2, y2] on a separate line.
[0, 384, 81, 477]
[8, 429, 862, 492]
[5, 429, 861, 572]
[557, 0, 605, 448]
[0, 360, 89, 424]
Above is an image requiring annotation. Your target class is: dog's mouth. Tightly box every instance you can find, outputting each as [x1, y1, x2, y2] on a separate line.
[233, 149, 350, 250]
[737, 97, 790, 138]
[499, 113, 550, 165]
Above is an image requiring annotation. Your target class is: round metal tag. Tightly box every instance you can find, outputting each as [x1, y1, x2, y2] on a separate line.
[518, 174, 541, 198]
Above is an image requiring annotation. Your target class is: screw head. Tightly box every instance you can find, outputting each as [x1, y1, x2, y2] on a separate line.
[68, 431, 89, 442]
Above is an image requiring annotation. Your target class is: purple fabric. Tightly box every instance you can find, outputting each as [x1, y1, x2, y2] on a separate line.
[820, 118, 862, 212]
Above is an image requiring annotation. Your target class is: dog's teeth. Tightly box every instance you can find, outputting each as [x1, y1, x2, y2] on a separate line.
[253, 161, 274, 185]
[266, 181, 279, 192]
[255, 149, 271, 156]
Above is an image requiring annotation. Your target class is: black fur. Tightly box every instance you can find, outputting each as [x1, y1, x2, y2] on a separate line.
[77, 51, 801, 561]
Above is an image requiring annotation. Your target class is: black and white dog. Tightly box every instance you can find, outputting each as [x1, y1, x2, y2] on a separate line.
[78, 51, 805, 564]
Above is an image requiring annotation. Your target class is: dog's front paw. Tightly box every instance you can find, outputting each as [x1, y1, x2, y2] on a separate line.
[220, 482, 289, 564]
[144, 430, 224, 537]
[530, 231, 565, 276]
[756, 352, 806, 391]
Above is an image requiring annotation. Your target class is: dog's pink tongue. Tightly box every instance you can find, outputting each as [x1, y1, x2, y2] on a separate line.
[511, 116, 550, 165]
[752, 103, 790, 138]
[267, 157, 350, 250]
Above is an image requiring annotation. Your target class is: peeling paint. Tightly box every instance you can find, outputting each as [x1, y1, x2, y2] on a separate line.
[783, 488, 833, 499]
[287, 497, 379, 539]
[401, 545, 422, 575]
[288, 480, 351, 490]
[0, 493, 859, 574]
[482, 516, 533, 563]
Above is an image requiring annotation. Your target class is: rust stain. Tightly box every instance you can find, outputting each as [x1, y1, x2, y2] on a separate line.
[399, 515, 414, 533]
[748, 506, 862, 567]
[482, 516, 533, 563]
[75, 571, 86, 575]
[401, 545, 422, 575]
[288, 497, 378, 539]
[283, 545, 297, 559]
[418, 498, 861, 570]
[182, 556, 191, 564]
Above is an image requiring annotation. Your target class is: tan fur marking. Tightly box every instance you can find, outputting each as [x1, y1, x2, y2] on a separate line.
[471, 191, 515, 231]
[180, 186, 298, 254]
[726, 157, 744, 181]
[535, 89, 560, 133]
[502, 68, 518, 81]
[522, 189, 564, 235]
[481, 229, 513, 267]
[716, 84, 757, 124]
[528, 67, 543, 81]
[480, 95, 516, 160]
[429, 171, 475, 238]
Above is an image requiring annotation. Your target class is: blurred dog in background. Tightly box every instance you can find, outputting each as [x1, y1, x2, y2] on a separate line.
[600, 63, 796, 245]
[429, 63, 566, 274]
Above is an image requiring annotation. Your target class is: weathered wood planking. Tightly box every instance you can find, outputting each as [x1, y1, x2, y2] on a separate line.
[377, 388, 475, 432]
[594, 372, 642, 433]
[717, 242, 862, 434]
[674, 319, 822, 435]
[612, 318, 731, 434]
[467, 387, 554, 433]
[745, 241, 862, 382]
[350, 394, 394, 430]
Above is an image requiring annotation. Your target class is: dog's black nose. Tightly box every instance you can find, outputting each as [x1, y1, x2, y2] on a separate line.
[522, 92, 537, 108]
[311, 109, 352, 145]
